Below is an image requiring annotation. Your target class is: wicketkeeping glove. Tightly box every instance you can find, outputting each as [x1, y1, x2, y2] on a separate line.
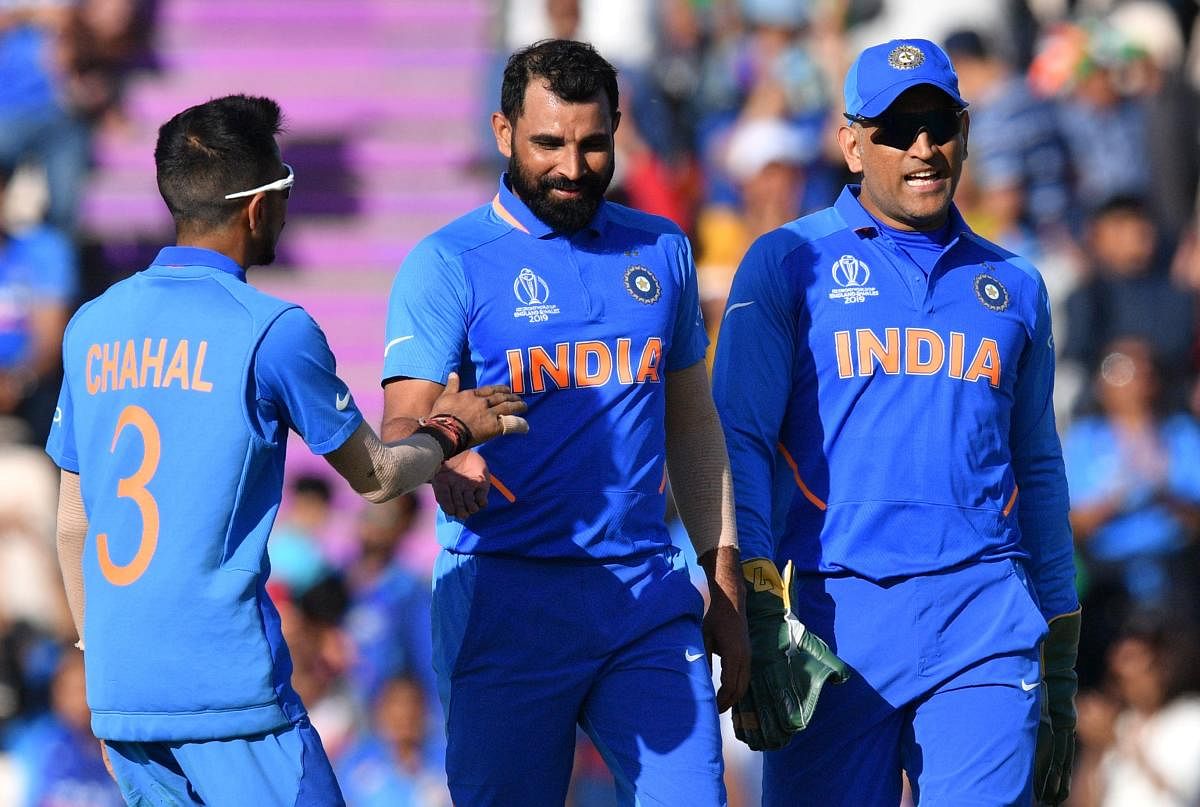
[1034, 608, 1081, 806]
[733, 558, 851, 751]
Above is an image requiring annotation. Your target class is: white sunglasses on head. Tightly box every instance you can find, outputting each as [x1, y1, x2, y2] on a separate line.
[224, 163, 294, 200]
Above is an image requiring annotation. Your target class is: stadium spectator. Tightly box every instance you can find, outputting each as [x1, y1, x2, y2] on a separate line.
[1073, 617, 1200, 806]
[343, 495, 436, 711]
[1064, 338, 1200, 617]
[942, 28, 1071, 249]
[0, 166, 77, 446]
[695, 116, 814, 353]
[1105, 0, 1199, 246]
[5, 647, 123, 807]
[0, 1, 91, 233]
[336, 675, 449, 807]
[269, 472, 336, 594]
[1062, 196, 1195, 412]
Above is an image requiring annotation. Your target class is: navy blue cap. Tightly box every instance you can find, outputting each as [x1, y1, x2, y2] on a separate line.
[844, 39, 968, 118]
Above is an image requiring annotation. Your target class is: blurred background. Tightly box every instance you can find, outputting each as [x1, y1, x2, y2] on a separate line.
[0, 0, 1198, 804]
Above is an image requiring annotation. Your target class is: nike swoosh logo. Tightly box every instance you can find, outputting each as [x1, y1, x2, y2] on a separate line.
[1020, 679, 1040, 692]
[685, 650, 704, 662]
[335, 392, 351, 411]
[383, 335, 415, 356]
[724, 300, 756, 320]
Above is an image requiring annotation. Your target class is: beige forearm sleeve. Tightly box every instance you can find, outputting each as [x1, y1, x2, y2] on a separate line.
[665, 362, 737, 557]
[56, 470, 87, 645]
[325, 422, 445, 503]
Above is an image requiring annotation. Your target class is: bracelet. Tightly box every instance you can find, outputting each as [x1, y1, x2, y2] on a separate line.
[416, 414, 472, 460]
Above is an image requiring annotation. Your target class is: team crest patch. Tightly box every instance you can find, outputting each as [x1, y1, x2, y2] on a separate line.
[888, 44, 924, 70]
[974, 272, 1010, 312]
[624, 265, 661, 304]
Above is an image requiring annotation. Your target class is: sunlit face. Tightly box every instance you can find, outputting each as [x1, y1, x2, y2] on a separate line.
[837, 85, 969, 231]
[492, 80, 619, 233]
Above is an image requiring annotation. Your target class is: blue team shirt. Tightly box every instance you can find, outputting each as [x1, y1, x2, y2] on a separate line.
[45, 247, 363, 741]
[383, 176, 707, 560]
[712, 186, 1077, 621]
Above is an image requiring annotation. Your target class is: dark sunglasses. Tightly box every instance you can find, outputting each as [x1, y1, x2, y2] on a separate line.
[843, 108, 965, 150]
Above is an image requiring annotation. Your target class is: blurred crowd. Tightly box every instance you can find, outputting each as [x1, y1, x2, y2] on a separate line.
[1, 0, 1199, 804]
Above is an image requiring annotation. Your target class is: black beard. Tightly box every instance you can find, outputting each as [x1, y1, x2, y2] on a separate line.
[507, 152, 612, 233]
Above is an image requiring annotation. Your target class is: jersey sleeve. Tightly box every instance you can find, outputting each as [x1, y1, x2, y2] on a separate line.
[1010, 274, 1078, 621]
[665, 233, 708, 371]
[381, 239, 469, 384]
[711, 236, 797, 562]
[255, 307, 363, 455]
[44, 370, 77, 472]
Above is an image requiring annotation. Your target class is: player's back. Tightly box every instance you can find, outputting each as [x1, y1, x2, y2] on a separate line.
[51, 249, 305, 742]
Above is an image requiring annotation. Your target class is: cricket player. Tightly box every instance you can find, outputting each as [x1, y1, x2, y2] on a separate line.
[713, 40, 1080, 805]
[45, 94, 526, 805]
[380, 39, 750, 806]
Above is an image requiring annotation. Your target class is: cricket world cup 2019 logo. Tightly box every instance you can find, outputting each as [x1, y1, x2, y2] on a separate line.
[829, 254, 879, 304]
[513, 268, 560, 323]
[514, 268, 549, 305]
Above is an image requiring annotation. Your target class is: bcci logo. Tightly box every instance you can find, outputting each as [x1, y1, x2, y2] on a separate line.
[829, 255, 879, 305]
[514, 268, 550, 305]
[974, 271, 1010, 312]
[512, 268, 560, 323]
[624, 265, 661, 305]
[888, 44, 925, 70]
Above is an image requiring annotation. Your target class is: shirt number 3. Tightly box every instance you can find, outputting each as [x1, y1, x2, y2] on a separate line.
[98, 405, 161, 586]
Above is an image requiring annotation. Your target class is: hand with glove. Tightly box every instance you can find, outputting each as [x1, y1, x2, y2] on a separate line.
[1035, 608, 1081, 806]
[733, 558, 851, 751]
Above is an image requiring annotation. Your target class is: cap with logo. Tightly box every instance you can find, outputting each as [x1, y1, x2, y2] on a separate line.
[843, 38, 968, 118]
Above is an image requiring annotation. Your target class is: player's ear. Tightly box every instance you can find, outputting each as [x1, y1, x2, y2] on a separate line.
[492, 112, 513, 159]
[245, 193, 265, 233]
[836, 125, 863, 174]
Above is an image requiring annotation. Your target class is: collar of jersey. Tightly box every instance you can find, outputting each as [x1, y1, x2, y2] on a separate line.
[493, 173, 607, 239]
[148, 246, 247, 282]
[834, 185, 969, 242]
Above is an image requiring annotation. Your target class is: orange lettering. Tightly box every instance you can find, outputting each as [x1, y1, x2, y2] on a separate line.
[100, 342, 119, 393]
[834, 331, 853, 379]
[964, 338, 1001, 387]
[86, 344, 102, 395]
[141, 338, 167, 388]
[905, 329, 944, 375]
[161, 340, 190, 390]
[616, 338, 634, 384]
[857, 328, 900, 376]
[506, 349, 525, 395]
[191, 341, 213, 392]
[635, 338, 663, 383]
[575, 341, 612, 387]
[530, 343, 570, 392]
[118, 339, 139, 389]
[948, 332, 966, 379]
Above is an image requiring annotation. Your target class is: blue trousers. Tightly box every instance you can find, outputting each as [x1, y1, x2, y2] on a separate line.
[105, 718, 343, 806]
[764, 558, 1047, 807]
[433, 549, 726, 806]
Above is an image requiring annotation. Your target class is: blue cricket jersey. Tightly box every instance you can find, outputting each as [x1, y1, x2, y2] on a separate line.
[383, 176, 707, 560]
[45, 247, 363, 742]
[712, 187, 1077, 621]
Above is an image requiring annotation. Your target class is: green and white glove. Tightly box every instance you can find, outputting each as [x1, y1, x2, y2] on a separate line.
[1034, 608, 1081, 806]
[733, 558, 851, 751]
